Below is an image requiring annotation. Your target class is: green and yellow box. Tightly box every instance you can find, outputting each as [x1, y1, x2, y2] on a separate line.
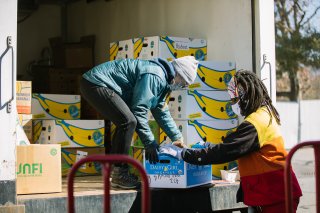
[109, 39, 134, 61]
[31, 93, 81, 119]
[129, 145, 144, 176]
[134, 36, 207, 61]
[33, 119, 105, 148]
[61, 147, 105, 177]
[189, 60, 236, 90]
[168, 90, 237, 120]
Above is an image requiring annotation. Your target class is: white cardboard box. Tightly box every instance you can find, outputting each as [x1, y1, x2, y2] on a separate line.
[33, 119, 104, 148]
[189, 61, 236, 90]
[168, 90, 237, 120]
[32, 93, 81, 120]
[144, 153, 212, 188]
[134, 36, 207, 61]
[220, 170, 240, 182]
[110, 39, 134, 60]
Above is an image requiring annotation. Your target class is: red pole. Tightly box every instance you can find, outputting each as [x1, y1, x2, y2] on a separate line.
[103, 163, 111, 213]
[67, 154, 150, 213]
[314, 145, 320, 212]
[285, 141, 320, 213]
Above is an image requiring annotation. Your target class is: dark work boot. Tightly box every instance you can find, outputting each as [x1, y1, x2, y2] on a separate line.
[111, 165, 140, 189]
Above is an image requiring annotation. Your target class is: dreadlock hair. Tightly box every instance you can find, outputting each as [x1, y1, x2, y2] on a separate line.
[234, 70, 281, 125]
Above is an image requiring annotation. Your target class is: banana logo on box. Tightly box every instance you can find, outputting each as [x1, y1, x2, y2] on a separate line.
[188, 120, 236, 144]
[160, 36, 207, 60]
[187, 90, 236, 120]
[55, 120, 104, 147]
[131, 146, 143, 163]
[61, 149, 101, 175]
[32, 94, 80, 119]
[109, 42, 119, 61]
[196, 64, 235, 90]
[33, 120, 43, 143]
[134, 38, 144, 58]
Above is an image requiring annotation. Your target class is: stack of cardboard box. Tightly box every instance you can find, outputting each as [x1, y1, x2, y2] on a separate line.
[110, 36, 222, 188]
[110, 36, 242, 187]
[166, 60, 239, 179]
[31, 93, 105, 177]
[16, 81, 105, 194]
[16, 81, 62, 194]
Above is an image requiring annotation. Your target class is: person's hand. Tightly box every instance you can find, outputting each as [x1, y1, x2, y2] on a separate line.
[159, 144, 183, 160]
[145, 141, 159, 164]
[172, 138, 187, 148]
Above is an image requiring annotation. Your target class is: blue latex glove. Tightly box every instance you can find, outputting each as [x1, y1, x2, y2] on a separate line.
[159, 144, 183, 160]
[191, 141, 210, 149]
[145, 141, 159, 164]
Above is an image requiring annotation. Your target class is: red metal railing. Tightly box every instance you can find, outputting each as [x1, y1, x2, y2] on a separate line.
[285, 141, 320, 213]
[67, 154, 150, 213]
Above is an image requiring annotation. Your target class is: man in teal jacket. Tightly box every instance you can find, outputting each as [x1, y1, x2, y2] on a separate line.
[80, 56, 198, 189]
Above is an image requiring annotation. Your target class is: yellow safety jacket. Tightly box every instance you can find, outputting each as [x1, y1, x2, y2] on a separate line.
[239, 107, 302, 206]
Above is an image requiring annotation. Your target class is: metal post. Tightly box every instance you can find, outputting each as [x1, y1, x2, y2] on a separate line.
[285, 141, 320, 213]
[67, 154, 150, 213]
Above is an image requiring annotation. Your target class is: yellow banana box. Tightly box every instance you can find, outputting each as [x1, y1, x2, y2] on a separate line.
[31, 93, 81, 119]
[61, 147, 105, 177]
[18, 114, 33, 143]
[134, 36, 207, 61]
[163, 119, 238, 146]
[168, 89, 237, 120]
[109, 39, 134, 61]
[16, 144, 61, 194]
[128, 145, 144, 176]
[16, 81, 32, 114]
[33, 119, 105, 148]
[189, 61, 236, 90]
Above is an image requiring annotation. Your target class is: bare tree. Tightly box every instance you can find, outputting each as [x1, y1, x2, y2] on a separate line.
[275, 0, 320, 101]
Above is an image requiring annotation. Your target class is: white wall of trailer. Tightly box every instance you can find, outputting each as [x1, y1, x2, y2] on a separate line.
[0, 0, 17, 181]
[67, 0, 253, 70]
[254, 0, 276, 102]
[15, 0, 278, 141]
[18, 0, 253, 77]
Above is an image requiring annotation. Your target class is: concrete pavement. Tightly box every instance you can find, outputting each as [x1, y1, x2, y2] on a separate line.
[291, 147, 316, 213]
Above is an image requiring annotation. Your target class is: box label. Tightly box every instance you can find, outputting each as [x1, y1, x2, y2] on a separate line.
[17, 163, 43, 177]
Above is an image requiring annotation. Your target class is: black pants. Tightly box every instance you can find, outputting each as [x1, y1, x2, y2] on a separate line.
[80, 78, 137, 155]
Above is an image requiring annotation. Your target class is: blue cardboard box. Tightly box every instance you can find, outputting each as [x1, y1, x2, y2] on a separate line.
[144, 153, 212, 188]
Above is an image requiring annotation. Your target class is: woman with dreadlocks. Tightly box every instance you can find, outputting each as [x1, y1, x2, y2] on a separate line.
[160, 70, 302, 212]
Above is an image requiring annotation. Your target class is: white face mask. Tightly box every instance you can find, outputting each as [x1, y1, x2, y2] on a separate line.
[169, 74, 188, 91]
[227, 76, 242, 116]
[231, 101, 242, 116]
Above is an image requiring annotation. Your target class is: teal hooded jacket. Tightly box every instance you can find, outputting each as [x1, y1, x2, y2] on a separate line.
[83, 58, 182, 146]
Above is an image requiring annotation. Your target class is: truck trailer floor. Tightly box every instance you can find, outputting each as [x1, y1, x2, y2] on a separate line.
[17, 176, 247, 213]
